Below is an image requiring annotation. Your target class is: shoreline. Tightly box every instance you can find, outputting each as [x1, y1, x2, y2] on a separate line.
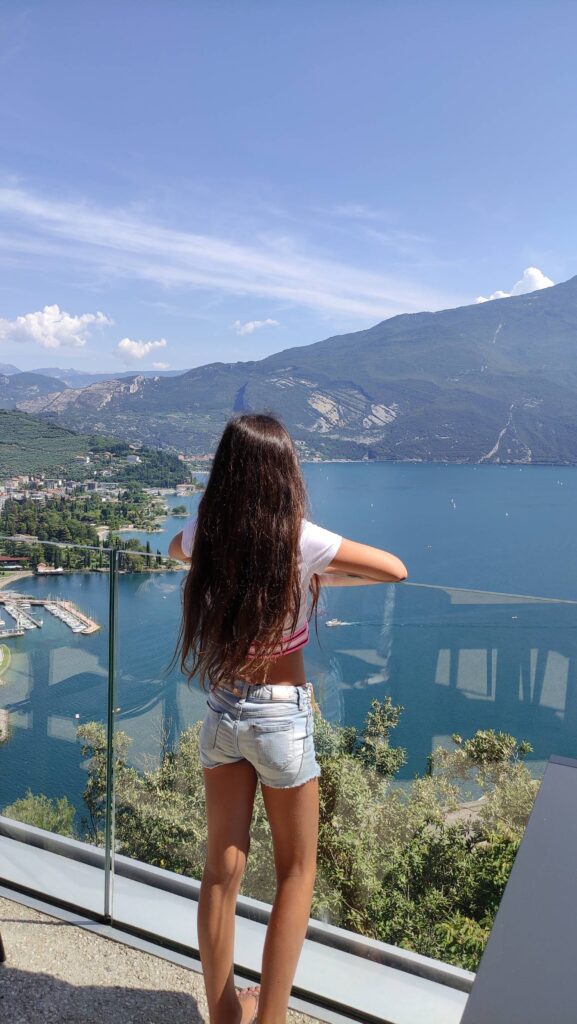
[0, 566, 185, 590]
[0, 570, 35, 591]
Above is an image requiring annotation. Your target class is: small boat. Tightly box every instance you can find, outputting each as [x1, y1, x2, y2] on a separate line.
[325, 618, 345, 627]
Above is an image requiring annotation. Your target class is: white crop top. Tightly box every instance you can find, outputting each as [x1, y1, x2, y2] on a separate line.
[179, 516, 343, 657]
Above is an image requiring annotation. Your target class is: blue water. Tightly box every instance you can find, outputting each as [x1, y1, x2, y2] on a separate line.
[2, 463, 577, 817]
[114, 464, 577, 599]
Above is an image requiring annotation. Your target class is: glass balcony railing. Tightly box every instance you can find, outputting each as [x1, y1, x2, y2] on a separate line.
[0, 537, 113, 916]
[1, 532, 575, 981]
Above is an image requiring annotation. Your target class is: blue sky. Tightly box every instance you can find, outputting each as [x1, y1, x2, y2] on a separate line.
[0, 1, 575, 374]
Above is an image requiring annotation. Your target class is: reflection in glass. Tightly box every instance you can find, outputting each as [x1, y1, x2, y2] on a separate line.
[2, 534, 576, 968]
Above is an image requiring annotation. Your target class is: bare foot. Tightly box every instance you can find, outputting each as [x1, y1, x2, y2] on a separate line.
[236, 984, 260, 1024]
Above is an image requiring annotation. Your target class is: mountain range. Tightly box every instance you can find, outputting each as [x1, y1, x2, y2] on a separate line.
[3, 275, 577, 463]
[0, 364, 181, 387]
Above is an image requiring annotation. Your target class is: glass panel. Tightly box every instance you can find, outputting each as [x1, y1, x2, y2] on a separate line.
[0, 536, 113, 915]
[111, 541, 208, 929]
[114, 543, 205, 785]
[108, 552, 577, 970]
[3, 465, 575, 977]
[292, 580, 576, 972]
[305, 580, 577, 777]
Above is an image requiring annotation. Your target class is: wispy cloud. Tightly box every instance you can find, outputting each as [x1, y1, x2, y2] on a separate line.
[476, 267, 554, 303]
[152, 360, 170, 369]
[232, 318, 279, 335]
[0, 303, 111, 348]
[329, 202, 393, 223]
[0, 185, 463, 321]
[117, 337, 167, 360]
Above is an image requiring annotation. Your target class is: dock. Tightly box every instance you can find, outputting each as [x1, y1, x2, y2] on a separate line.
[44, 600, 100, 634]
[0, 709, 9, 741]
[59, 600, 100, 634]
[0, 627, 26, 639]
[1, 600, 42, 630]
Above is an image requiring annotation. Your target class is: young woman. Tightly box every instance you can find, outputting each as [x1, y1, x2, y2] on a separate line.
[169, 413, 408, 1024]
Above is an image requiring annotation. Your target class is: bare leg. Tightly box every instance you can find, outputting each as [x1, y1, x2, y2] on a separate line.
[198, 760, 259, 1024]
[258, 777, 319, 1024]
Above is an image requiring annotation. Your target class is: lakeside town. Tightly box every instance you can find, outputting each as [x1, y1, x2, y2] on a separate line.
[0, 440, 203, 638]
[1, 439, 203, 540]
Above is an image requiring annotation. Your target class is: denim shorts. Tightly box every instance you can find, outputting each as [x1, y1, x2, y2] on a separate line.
[198, 680, 321, 789]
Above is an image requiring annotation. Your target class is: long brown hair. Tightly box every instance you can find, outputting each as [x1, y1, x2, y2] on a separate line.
[171, 412, 320, 691]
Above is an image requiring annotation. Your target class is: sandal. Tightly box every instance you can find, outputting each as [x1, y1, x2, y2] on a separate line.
[236, 984, 260, 1024]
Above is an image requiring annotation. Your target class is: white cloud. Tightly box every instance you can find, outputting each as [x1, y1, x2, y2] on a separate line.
[117, 337, 167, 360]
[476, 267, 554, 303]
[0, 303, 111, 348]
[152, 360, 170, 369]
[232, 318, 280, 335]
[0, 186, 464, 321]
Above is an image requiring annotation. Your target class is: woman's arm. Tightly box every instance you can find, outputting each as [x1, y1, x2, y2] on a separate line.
[168, 527, 407, 585]
[320, 538, 408, 585]
[317, 567, 384, 587]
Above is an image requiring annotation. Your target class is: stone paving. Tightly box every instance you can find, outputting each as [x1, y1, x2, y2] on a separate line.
[0, 896, 322, 1024]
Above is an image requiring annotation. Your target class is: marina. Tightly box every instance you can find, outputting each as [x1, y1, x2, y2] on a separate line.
[0, 593, 100, 635]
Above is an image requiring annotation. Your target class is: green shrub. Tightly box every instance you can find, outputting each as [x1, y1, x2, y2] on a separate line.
[4, 696, 540, 972]
[2, 790, 77, 836]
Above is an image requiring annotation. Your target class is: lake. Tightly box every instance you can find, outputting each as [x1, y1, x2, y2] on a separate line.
[1, 462, 577, 816]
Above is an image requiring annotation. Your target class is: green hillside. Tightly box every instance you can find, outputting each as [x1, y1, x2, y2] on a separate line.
[0, 410, 92, 475]
[0, 410, 191, 484]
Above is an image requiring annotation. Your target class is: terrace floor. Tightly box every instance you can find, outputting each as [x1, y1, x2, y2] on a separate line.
[0, 895, 321, 1024]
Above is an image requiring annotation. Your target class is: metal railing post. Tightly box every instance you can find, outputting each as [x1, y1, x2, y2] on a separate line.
[103, 546, 118, 921]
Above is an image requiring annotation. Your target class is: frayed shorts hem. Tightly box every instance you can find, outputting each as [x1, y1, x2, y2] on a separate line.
[200, 756, 321, 789]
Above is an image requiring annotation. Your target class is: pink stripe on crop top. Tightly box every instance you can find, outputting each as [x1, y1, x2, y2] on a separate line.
[246, 620, 310, 661]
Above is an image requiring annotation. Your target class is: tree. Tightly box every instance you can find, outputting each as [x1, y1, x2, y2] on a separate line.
[2, 791, 77, 836]
[72, 701, 539, 971]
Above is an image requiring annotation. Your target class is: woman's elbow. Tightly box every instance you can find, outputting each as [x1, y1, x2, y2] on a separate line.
[392, 559, 409, 582]
[168, 537, 184, 561]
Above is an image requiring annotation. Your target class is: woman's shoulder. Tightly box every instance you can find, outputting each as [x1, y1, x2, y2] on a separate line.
[179, 513, 341, 568]
[300, 516, 341, 540]
[300, 517, 343, 574]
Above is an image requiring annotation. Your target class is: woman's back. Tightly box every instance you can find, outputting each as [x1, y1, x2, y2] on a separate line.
[180, 513, 343, 670]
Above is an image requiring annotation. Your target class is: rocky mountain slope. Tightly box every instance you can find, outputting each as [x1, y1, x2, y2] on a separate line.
[7, 275, 577, 463]
[0, 371, 68, 409]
